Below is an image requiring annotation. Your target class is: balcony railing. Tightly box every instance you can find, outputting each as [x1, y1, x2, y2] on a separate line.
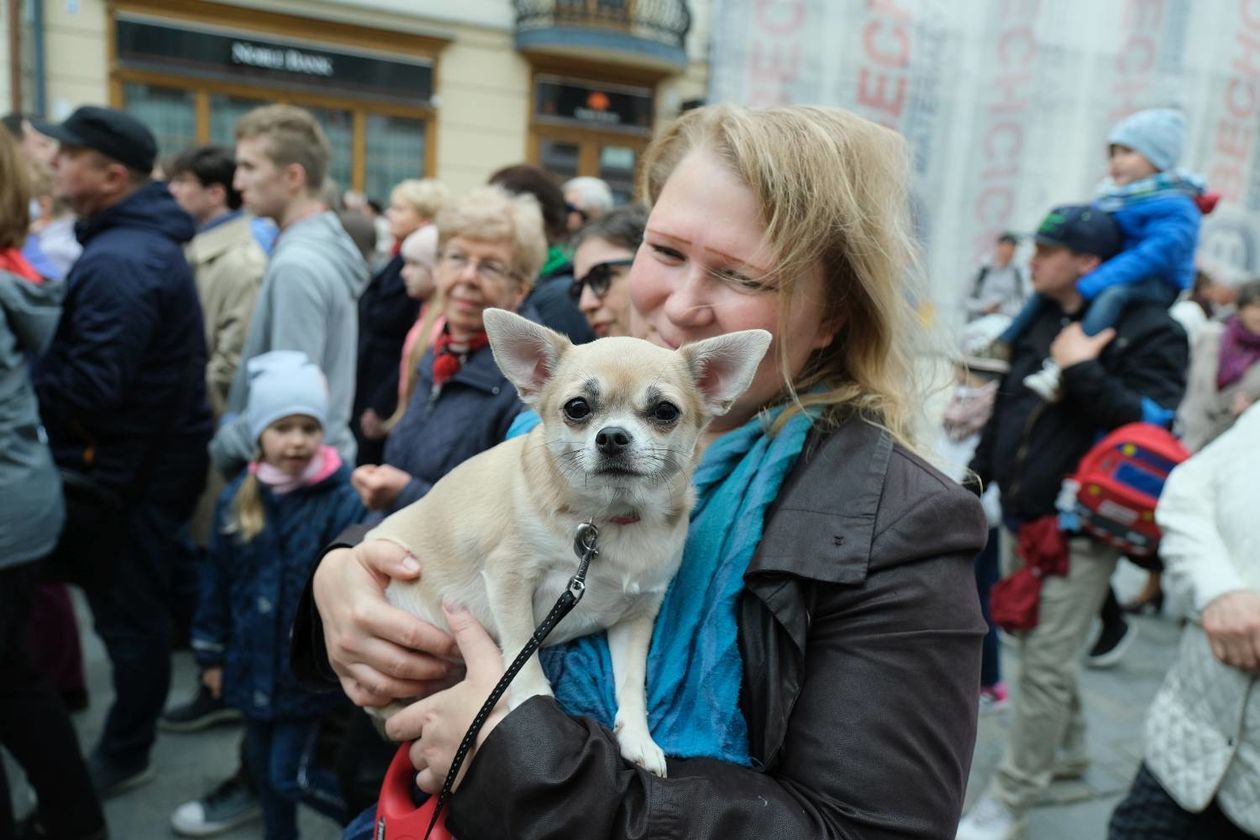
[514, 0, 692, 53]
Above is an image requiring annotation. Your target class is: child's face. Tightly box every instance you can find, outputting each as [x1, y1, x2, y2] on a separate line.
[1108, 144, 1159, 186]
[259, 414, 324, 476]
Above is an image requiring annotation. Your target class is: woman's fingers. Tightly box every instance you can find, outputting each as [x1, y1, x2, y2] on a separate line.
[356, 539, 423, 582]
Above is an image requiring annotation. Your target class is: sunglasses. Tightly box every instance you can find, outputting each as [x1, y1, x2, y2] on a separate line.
[569, 258, 635, 301]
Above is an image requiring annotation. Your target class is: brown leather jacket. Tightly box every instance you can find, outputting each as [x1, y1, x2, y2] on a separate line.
[293, 413, 988, 839]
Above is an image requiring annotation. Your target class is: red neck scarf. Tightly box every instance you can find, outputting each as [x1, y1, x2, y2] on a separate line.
[0, 248, 42, 284]
[431, 329, 490, 388]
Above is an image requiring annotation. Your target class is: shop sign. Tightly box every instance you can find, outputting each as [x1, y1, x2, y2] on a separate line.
[535, 77, 653, 133]
[116, 16, 433, 104]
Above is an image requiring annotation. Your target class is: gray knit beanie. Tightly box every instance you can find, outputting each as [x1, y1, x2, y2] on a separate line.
[245, 351, 329, 442]
[1107, 108, 1185, 172]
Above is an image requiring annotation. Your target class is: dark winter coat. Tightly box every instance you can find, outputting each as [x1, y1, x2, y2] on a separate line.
[354, 254, 419, 423]
[194, 464, 365, 721]
[379, 328, 526, 513]
[34, 181, 211, 512]
[292, 414, 990, 838]
[970, 297, 1188, 521]
[522, 261, 596, 345]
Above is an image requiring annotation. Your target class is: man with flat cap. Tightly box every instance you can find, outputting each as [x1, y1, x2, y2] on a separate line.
[35, 105, 212, 797]
[957, 205, 1189, 840]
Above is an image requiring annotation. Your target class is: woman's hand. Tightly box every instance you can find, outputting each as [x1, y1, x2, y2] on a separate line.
[352, 464, 413, 511]
[313, 541, 464, 707]
[1203, 590, 1260, 671]
[384, 602, 510, 794]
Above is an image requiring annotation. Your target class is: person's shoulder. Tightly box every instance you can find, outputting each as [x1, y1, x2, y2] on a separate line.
[868, 443, 988, 564]
[1115, 297, 1183, 337]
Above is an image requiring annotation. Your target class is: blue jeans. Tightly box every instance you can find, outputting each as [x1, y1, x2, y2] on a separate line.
[974, 528, 1001, 687]
[343, 806, 376, 840]
[1001, 277, 1179, 345]
[83, 500, 184, 769]
[244, 718, 345, 840]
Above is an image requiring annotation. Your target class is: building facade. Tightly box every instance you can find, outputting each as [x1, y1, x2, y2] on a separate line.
[5, 0, 709, 198]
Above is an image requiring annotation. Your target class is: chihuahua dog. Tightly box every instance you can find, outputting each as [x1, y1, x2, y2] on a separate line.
[366, 308, 770, 776]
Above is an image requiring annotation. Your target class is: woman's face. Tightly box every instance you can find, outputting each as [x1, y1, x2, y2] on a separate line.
[573, 236, 635, 338]
[436, 234, 527, 338]
[629, 148, 839, 432]
[387, 197, 426, 241]
[1240, 300, 1260, 335]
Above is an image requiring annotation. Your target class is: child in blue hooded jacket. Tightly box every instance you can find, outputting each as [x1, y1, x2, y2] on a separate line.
[1008, 108, 1208, 402]
[192, 351, 366, 840]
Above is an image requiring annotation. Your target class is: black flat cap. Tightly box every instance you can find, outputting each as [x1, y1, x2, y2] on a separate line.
[37, 106, 157, 173]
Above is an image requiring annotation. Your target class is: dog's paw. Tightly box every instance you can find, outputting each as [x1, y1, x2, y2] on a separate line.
[613, 716, 667, 777]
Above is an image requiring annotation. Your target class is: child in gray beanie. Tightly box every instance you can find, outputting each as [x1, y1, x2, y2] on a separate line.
[188, 350, 365, 839]
[1003, 107, 1212, 402]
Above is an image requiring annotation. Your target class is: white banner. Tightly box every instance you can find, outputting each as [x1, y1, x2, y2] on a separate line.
[710, 0, 1259, 327]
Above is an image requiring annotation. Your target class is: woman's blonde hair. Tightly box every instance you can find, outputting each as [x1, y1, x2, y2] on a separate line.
[391, 178, 448, 222]
[387, 186, 547, 429]
[0, 128, 32, 250]
[226, 464, 266, 542]
[641, 105, 923, 447]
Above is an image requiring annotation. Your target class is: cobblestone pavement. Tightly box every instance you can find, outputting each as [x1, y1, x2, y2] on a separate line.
[6, 566, 1180, 840]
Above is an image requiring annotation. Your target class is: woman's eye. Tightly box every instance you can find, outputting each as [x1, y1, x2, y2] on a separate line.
[563, 398, 591, 421]
[650, 244, 684, 263]
[650, 402, 681, 423]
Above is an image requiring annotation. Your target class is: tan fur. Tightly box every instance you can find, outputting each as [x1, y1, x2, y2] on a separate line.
[366, 309, 770, 776]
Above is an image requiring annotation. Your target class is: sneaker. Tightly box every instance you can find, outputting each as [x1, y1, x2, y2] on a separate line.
[160, 684, 242, 733]
[170, 775, 261, 837]
[1023, 360, 1062, 402]
[88, 752, 154, 799]
[956, 795, 1023, 840]
[979, 682, 1009, 714]
[1087, 619, 1136, 669]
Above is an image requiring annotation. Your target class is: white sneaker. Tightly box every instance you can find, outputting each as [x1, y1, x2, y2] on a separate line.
[1023, 359, 1063, 402]
[956, 795, 1023, 840]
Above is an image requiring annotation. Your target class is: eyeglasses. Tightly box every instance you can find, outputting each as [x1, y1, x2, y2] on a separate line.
[569, 258, 635, 301]
[440, 250, 518, 285]
[565, 202, 590, 225]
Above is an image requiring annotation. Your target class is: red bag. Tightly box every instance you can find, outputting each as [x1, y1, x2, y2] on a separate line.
[990, 566, 1043, 632]
[990, 517, 1070, 632]
[1070, 422, 1189, 560]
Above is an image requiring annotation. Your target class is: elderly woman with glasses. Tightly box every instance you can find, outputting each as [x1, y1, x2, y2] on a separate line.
[350, 185, 547, 515]
[570, 204, 647, 339]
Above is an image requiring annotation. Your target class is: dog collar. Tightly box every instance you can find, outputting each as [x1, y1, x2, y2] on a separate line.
[608, 512, 641, 526]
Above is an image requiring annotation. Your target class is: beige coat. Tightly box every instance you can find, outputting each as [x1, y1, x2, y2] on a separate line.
[188, 214, 265, 418]
[1176, 321, 1260, 453]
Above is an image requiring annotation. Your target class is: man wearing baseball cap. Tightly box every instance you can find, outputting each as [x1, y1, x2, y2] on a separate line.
[34, 105, 213, 797]
[957, 204, 1188, 840]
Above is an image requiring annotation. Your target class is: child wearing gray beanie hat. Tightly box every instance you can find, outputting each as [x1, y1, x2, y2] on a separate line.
[999, 106, 1212, 403]
[245, 351, 330, 444]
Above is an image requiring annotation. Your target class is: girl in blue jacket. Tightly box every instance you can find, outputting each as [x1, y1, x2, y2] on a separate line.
[1011, 108, 1208, 402]
[192, 351, 366, 840]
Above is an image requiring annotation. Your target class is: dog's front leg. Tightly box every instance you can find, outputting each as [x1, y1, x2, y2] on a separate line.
[608, 602, 667, 777]
[481, 568, 553, 710]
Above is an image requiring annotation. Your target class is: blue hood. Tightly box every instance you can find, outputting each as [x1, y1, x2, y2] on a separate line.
[75, 180, 196, 247]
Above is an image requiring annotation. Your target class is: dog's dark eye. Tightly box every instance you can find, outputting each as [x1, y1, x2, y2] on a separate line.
[650, 401, 681, 424]
[563, 398, 591, 421]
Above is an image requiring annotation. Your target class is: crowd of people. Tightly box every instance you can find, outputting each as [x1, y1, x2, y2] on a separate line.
[0, 94, 1256, 840]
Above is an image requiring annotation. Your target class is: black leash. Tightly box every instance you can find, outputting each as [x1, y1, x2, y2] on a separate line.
[422, 521, 600, 840]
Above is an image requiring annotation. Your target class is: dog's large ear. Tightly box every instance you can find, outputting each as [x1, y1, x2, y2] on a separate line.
[678, 329, 772, 416]
[484, 308, 573, 404]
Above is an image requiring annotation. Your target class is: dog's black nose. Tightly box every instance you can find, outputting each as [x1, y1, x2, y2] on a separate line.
[595, 426, 632, 455]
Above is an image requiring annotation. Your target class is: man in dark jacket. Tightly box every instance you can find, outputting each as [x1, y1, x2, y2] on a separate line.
[36, 106, 212, 797]
[958, 205, 1189, 840]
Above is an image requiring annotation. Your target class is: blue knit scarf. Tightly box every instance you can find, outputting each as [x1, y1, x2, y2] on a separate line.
[1095, 169, 1206, 211]
[531, 406, 814, 767]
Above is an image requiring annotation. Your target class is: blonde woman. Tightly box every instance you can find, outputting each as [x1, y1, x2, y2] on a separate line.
[302, 105, 988, 838]
[354, 178, 449, 465]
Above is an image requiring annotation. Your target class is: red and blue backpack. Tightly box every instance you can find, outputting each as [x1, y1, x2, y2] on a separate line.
[1070, 422, 1190, 559]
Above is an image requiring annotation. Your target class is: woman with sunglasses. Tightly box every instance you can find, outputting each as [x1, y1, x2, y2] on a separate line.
[569, 204, 647, 339]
